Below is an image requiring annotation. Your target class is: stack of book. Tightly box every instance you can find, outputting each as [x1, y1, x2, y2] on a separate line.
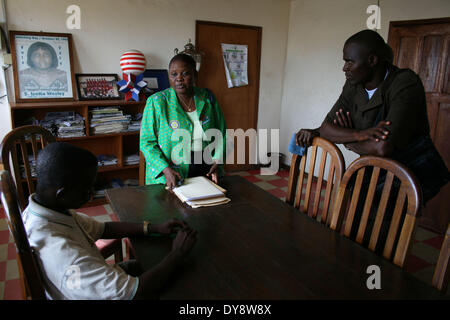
[171, 176, 231, 208]
[89, 106, 131, 135]
[124, 153, 140, 166]
[127, 113, 142, 132]
[124, 179, 139, 187]
[97, 154, 118, 167]
[40, 111, 85, 138]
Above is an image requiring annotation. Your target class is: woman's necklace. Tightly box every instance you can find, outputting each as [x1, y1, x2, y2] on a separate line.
[178, 95, 195, 112]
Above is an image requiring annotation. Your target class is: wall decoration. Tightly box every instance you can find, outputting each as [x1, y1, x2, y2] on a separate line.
[76, 74, 120, 100]
[221, 43, 248, 88]
[10, 31, 76, 102]
[117, 50, 148, 102]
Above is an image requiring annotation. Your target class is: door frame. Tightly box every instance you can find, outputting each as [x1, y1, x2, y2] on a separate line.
[195, 20, 262, 132]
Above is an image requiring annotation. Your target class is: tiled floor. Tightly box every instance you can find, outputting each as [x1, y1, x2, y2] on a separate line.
[0, 169, 447, 299]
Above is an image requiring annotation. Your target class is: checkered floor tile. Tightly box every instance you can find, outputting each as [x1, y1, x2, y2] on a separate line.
[0, 169, 447, 299]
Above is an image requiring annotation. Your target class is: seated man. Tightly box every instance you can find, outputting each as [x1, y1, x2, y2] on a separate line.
[298, 29, 449, 206]
[23, 142, 197, 299]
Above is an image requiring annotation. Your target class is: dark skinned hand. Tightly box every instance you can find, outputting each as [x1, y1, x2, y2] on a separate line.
[163, 167, 181, 190]
[172, 226, 197, 257]
[206, 162, 219, 184]
[333, 108, 354, 128]
[333, 108, 391, 143]
[358, 120, 391, 142]
[153, 218, 189, 235]
[296, 128, 319, 148]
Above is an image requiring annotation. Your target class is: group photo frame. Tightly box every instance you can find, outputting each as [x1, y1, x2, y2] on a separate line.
[10, 30, 77, 103]
[75, 73, 121, 100]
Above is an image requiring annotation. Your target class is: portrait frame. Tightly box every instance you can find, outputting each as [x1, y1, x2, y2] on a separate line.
[10, 30, 77, 103]
[75, 73, 121, 101]
[142, 69, 170, 98]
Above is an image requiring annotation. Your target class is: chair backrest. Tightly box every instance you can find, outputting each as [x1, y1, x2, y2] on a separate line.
[286, 137, 345, 225]
[0, 125, 56, 211]
[432, 223, 450, 292]
[330, 156, 422, 267]
[0, 170, 47, 300]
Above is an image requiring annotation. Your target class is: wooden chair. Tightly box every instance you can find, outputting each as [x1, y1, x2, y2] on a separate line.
[0, 125, 124, 263]
[0, 170, 47, 299]
[286, 137, 345, 225]
[1, 125, 56, 211]
[432, 223, 450, 292]
[329, 156, 422, 268]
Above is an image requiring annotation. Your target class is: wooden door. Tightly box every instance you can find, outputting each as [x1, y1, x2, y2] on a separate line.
[196, 20, 262, 171]
[388, 18, 450, 234]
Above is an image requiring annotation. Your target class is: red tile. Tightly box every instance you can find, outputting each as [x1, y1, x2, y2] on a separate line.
[3, 278, 24, 300]
[404, 254, 433, 274]
[243, 175, 262, 183]
[0, 261, 6, 281]
[0, 230, 10, 245]
[77, 205, 108, 217]
[268, 188, 287, 199]
[422, 236, 444, 250]
[267, 178, 288, 188]
[8, 243, 17, 260]
[247, 169, 261, 176]
[109, 213, 119, 222]
[276, 170, 290, 178]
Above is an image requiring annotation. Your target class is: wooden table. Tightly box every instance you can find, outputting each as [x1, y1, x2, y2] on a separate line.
[106, 175, 443, 299]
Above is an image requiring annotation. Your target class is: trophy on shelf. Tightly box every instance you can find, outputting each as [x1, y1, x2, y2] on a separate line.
[117, 50, 148, 102]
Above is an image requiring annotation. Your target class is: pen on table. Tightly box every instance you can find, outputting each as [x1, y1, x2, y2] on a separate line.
[176, 178, 184, 187]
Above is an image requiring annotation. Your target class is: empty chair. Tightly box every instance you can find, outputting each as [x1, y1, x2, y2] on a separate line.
[330, 156, 422, 268]
[0, 170, 47, 299]
[432, 223, 450, 293]
[286, 137, 345, 225]
[1, 125, 124, 263]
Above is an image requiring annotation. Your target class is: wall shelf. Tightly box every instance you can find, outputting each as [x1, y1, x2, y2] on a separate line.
[10, 98, 146, 206]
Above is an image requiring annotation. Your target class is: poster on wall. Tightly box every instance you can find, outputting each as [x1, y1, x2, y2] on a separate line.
[10, 31, 76, 102]
[221, 43, 248, 88]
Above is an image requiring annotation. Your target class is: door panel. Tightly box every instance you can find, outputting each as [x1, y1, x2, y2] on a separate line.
[196, 21, 262, 171]
[418, 35, 443, 92]
[397, 37, 419, 69]
[388, 18, 450, 234]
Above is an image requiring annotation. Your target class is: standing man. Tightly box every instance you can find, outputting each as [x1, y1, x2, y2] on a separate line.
[317, 29, 449, 205]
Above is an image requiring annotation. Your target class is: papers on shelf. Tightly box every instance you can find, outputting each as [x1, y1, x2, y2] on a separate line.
[89, 106, 130, 135]
[124, 153, 140, 166]
[89, 107, 142, 135]
[97, 154, 118, 167]
[40, 111, 86, 138]
[171, 176, 230, 208]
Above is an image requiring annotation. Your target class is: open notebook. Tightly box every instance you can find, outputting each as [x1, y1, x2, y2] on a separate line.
[171, 176, 231, 208]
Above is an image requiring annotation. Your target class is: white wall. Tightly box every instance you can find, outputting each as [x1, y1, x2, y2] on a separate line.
[1, 0, 290, 141]
[0, 0, 11, 142]
[280, 0, 450, 168]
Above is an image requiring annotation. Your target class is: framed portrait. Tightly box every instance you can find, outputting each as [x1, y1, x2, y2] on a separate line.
[75, 74, 121, 100]
[10, 31, 76, 103]
[142, 69, 170, 98]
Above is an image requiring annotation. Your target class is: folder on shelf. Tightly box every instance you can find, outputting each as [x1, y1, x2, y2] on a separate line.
[170, 176, 230, 208]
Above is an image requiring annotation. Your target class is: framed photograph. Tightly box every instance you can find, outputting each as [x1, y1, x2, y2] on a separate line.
[75, 74, 120, 100]
[142, 69, 170, 98]
[10, 31, 76, 103]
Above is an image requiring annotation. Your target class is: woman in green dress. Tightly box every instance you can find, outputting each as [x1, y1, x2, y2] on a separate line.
[140, 54, 227, 189]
